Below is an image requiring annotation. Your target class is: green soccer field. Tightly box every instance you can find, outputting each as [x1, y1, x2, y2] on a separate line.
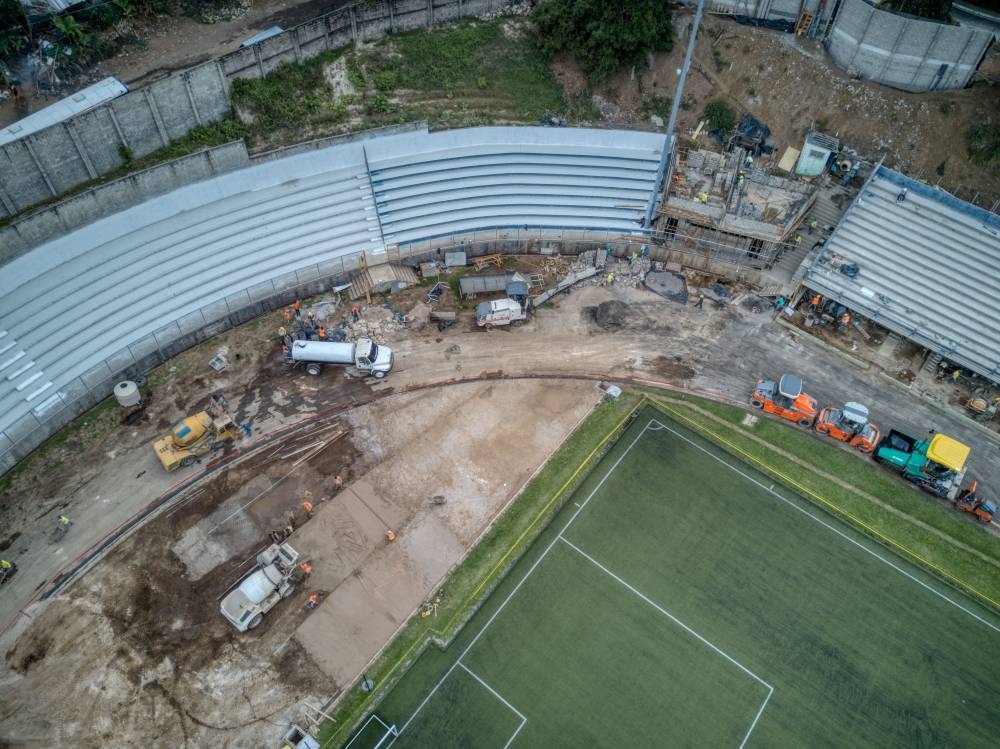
[345, 408, 1000, 748]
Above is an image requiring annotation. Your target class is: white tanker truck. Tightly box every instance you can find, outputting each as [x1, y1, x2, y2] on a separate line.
[289, 338, 394, 378]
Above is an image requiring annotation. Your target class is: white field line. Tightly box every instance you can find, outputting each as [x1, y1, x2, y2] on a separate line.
[656, 420, 1000, 636]
[457, 662, 528, 749]
[558, 537, 771, 689]
[394, 420, 658, 738]
[559, 536, 773, 749]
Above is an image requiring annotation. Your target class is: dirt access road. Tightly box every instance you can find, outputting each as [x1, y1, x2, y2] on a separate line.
[2, 282, 999, 747]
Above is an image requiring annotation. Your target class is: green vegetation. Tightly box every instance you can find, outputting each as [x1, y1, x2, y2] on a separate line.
[884, 0, 953, 21]
[231, 19, 566, 140]
[703, 100, 736, 135]
[642, 94, 672, 122]
[338, 408, 1000, 748]
[318, 392, 643, 747]
[966, 121, 1000, 165]
[533, 0, 673, 83]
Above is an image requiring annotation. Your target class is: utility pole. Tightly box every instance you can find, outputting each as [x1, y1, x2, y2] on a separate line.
[643, 0, 706, 229]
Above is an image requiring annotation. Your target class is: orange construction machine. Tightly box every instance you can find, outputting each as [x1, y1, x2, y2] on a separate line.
[815, 402, 881, 453]
[751, 373, 818, 427]
[955, 483, 996, 524]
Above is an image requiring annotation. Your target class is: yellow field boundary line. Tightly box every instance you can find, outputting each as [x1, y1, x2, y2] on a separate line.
[653, 398, 1000, 612]
[323, 395, 649, 747]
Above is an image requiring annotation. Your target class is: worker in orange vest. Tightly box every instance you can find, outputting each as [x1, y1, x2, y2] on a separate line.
[318, 326, 326, 339]
[306, 593, 319, 609]
[303, 501, 314, 517]
[351, 306, 360, 323]
[300, 562, 313, 577]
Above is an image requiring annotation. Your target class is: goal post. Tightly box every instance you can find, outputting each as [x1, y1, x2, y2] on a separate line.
[342, 713, 399, 749]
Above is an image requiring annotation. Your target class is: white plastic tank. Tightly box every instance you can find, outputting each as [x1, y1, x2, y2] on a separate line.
[113, 380, 142, 407]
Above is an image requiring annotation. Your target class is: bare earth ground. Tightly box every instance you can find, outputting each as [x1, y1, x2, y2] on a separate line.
[2, 280, 1000, 747]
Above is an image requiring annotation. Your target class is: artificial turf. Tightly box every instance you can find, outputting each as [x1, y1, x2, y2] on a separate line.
[345, 407, 1000, 748]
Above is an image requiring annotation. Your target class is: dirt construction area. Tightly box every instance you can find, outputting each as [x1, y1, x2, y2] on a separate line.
[2, 277, 1000, 747]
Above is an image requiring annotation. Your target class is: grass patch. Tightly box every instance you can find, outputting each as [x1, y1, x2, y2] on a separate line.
[318, 390, 643, 746]
[649, 393, 1000, 607]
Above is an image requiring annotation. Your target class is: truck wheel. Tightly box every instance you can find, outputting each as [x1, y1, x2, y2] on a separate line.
[374, 371, 386, 379]
[180, 456, 196, 468]
[750, 398, 764, 409]
[798, 417, 814, 427]
[247, 613, 264, 630]
[280, 585, 295, 599]
[511, 319, 524, 327]
[306, 363, 322, 376]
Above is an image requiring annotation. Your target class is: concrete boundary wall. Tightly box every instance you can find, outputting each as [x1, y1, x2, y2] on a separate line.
[824, 0, 992, 91]
[0, 63, 230, 217]
[0, 0, 515, 221]
[0, 142, 251, 265]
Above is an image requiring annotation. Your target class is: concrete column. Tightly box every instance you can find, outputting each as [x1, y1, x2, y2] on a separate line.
[427, 0, 434, 28]
[388, 0, 395, 33]
[183, 73, 203, 125]
[350, 5, 359, 45]
[64, 122, 98, 180]
[253, 43, 265, 78]
[0, 181, 16, 215]
[108, 107, 130, 157]
[23, 139, 57, 197]
[910, 25, 942, 89]
[292, 27, 303, 63]
[143, 89, 170, 146]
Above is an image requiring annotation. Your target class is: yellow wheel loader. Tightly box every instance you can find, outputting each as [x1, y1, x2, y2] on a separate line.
[153, 395, 240, 472]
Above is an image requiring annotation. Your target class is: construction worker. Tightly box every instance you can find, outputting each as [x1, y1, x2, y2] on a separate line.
[351, 306, 360, 323]
[303, 501, 314, 517]
[794, 234, 802, 246]
[841, 311, 852, 329]
[241, 422, 252, 437]
[334, 475, 344, 490]
[307, 310, 316, 327]
[808, 219, 818, 235]
[699, 192, 709, 204]
[58, 514, 72, 527]
[278, 325, 287, 341]
[318, 326, 326, 339]
[737, 170, 745, 186]
[300, 562, 313, 578]
[606, 273, 615, 285]
[1, 558, 16, 579]
[695, 293, 704, 309]
[283, 307, 292, 323]
[306, 593, 319, 609]
[809, 294, 821, 312]
[745, 154, 754, 169]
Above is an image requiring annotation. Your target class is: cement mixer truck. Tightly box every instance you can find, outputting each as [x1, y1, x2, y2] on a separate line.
[289, 338, 393, 378]
[220, 542, 300, 631]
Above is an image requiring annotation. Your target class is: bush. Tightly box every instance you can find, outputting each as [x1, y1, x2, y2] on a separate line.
[703, 100, 736, 135]
[966, 123, 1000, 165]
[533, 0, 673, 83]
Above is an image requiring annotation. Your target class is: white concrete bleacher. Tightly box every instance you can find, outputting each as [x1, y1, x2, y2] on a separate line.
[0, 125, 663, 463]
[366, 127, 662, 242]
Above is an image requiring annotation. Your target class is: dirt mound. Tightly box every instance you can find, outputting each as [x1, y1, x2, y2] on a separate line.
[594, 301, 630, 329]
[654, 356, 696, 381]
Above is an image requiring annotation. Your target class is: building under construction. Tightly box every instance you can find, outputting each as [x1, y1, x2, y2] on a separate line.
[651, 145, 830, 292]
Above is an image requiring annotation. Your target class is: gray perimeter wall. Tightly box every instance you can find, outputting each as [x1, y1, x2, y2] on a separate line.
[0, 0, 515, 220]
[824, 0, 992, 91]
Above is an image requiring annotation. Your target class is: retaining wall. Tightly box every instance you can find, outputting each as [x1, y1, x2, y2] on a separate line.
[0, 0, 515, 221]
[824, 0, 992, 91]
[0, 142, 251, 265]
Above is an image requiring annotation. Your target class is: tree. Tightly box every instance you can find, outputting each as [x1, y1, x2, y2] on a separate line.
[533, 0, 673, 83]
[0, 0, 29, 65]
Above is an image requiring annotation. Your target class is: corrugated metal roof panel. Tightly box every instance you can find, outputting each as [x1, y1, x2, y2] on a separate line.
[804, 166, 1000, 383]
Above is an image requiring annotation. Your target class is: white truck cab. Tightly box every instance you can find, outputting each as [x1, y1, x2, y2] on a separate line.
[476, 298, 528, 328]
